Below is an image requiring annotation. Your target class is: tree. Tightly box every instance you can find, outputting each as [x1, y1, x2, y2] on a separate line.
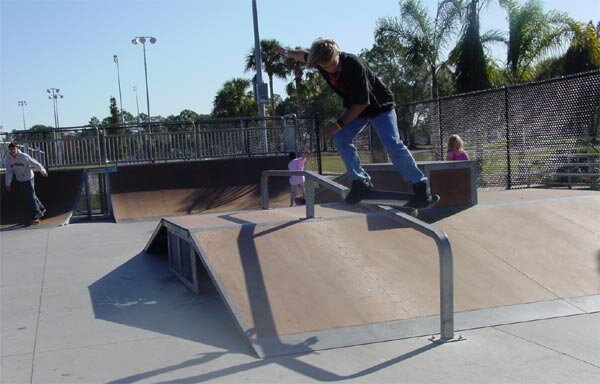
[361, 33, 430, 104]
[88, 117, 101, 126]
[212, 78, 257, 118]
[536, 21, 600, 79]
[245, 39, 288, 116]
[282, 46, 308, 114]
[562, 21, 600, 75]
[360, 33, 430, 147]
[452, 0, 499, 92]
[377, 0, 463, 99]
[500, 0, 573, 83]
[106, 97, 120, 126]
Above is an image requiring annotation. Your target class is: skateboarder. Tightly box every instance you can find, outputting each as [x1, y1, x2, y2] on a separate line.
[278, 38, 433, 207]
[4, 142, 48, 224]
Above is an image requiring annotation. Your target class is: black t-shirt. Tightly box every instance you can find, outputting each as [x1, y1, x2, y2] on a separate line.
[315, 52, 395, 117]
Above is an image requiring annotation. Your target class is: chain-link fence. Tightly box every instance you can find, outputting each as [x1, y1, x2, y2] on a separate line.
[398, 70, 600, 189]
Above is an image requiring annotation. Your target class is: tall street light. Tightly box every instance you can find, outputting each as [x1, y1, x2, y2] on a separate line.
[47, 88, 64, 165]
[133, 85, 141, 123]
[47, 88, 63, 128]
[113, 55, 124, 124]
[17, 100, 27, 130]
[252, 0, 266, 120]
[131, 36, 156, 126]
[252, 0, 268, 152]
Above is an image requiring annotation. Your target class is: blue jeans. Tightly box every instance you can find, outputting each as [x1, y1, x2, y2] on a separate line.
[333, 109, 426, 184]
[19, 178, 45, 219]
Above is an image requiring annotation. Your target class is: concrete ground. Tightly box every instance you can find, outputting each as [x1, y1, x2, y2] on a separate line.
[2, 192, 600, 383]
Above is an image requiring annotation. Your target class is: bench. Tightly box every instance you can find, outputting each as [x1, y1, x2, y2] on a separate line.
[527, 153, 599, 189]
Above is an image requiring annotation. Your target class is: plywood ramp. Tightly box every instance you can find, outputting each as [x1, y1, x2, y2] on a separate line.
[109, 157, 290, 222]
[146, 189, 600, 357]
[1, 169, 83, 229]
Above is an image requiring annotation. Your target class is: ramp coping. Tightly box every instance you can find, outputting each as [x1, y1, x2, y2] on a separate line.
[261, 170, 456, 342]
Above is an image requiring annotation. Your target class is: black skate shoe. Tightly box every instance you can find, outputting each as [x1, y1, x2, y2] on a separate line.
[345, 179, 373, 204]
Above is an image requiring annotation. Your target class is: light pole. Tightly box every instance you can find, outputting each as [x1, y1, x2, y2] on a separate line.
[131, 36, 156, 126]
[252, 0, 266, 120]
[133, 85, 141, 123]
[113, 55, 124, 124]
[47, 88, 63, 165]
[17, 100, 27, 130]
[47, 88, 63, 128]
[252, 0, 268, 152]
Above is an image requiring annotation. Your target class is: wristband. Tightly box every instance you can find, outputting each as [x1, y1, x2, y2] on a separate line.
[333, 122, 342, 132]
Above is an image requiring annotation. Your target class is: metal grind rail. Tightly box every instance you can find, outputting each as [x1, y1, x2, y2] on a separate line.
[261, 170, 457, 342]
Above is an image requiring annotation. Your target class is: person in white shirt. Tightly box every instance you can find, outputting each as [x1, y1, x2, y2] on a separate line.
[5, 142, 48, 224]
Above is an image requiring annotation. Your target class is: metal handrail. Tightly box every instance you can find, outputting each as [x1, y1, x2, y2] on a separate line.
[261, 170, 348, 219]
[364, 204, 454, 341]
[260, 169, 455, 342]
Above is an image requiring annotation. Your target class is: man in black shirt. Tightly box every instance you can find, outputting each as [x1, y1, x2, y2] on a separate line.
[279, 38, 432, 205]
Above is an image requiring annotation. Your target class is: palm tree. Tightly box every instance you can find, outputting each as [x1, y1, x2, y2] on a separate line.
[500, 0, 573, 84]
[245, 39, 288, 116]
[212, 78, 257, 118]
[562, 21, 600, 75]
[282, 46, 307, 114]
[377, 0, 464, 99]
[451, 0, 499, 93]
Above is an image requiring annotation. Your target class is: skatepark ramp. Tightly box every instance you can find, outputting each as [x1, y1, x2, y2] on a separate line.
[261, 170, 456, 343]
[1, 169, 84, 229]
[144, 170, 460, 357]
[108, 157, 290, 222]
[144, 185, 600, 358]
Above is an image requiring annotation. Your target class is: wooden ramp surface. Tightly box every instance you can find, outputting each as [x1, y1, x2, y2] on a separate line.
[1, 169, 83, 229]
[147, 189, 600, 357]
[109, 157, 290, 222]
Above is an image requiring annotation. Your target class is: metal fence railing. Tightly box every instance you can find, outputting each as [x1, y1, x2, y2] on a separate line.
[2, 116, 313, 170]
[5, 71, 597, 189]
[398, 70, 600, 189]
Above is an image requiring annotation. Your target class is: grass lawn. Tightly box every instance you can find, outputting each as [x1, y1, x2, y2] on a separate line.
[317, 149, 435, 174]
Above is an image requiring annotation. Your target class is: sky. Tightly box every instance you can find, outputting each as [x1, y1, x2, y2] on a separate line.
[1, 0, 599, 131]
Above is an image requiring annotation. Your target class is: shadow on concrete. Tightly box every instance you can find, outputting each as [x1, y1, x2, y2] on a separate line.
[107, 339, 440, 383]
[88, 252, 248, 355]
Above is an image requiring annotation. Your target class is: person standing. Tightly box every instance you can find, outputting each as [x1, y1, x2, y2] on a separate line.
[446, 134, 470, 160]
[278, 38, 432, 206]
[288, 151, 307, 206]
[5, 142, 48, 224]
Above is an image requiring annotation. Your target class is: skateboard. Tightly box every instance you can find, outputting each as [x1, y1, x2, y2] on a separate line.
[354, 190, 440, 217]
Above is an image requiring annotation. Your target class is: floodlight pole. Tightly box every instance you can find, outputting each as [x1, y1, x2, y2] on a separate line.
[17, 100, 27, 130]
[132, 36, 157, 131]
[252, 0, 266, 120]
[113, 55, 125, 124]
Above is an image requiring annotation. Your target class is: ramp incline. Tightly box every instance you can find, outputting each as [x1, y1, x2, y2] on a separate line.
[145, 189, 600, 357]
[109, 157, 290, 222]
[1, 169, 84, 229]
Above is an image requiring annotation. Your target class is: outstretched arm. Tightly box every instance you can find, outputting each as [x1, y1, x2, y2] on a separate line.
[277, 46, 307, 63]
[25, 153, 48, 177]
